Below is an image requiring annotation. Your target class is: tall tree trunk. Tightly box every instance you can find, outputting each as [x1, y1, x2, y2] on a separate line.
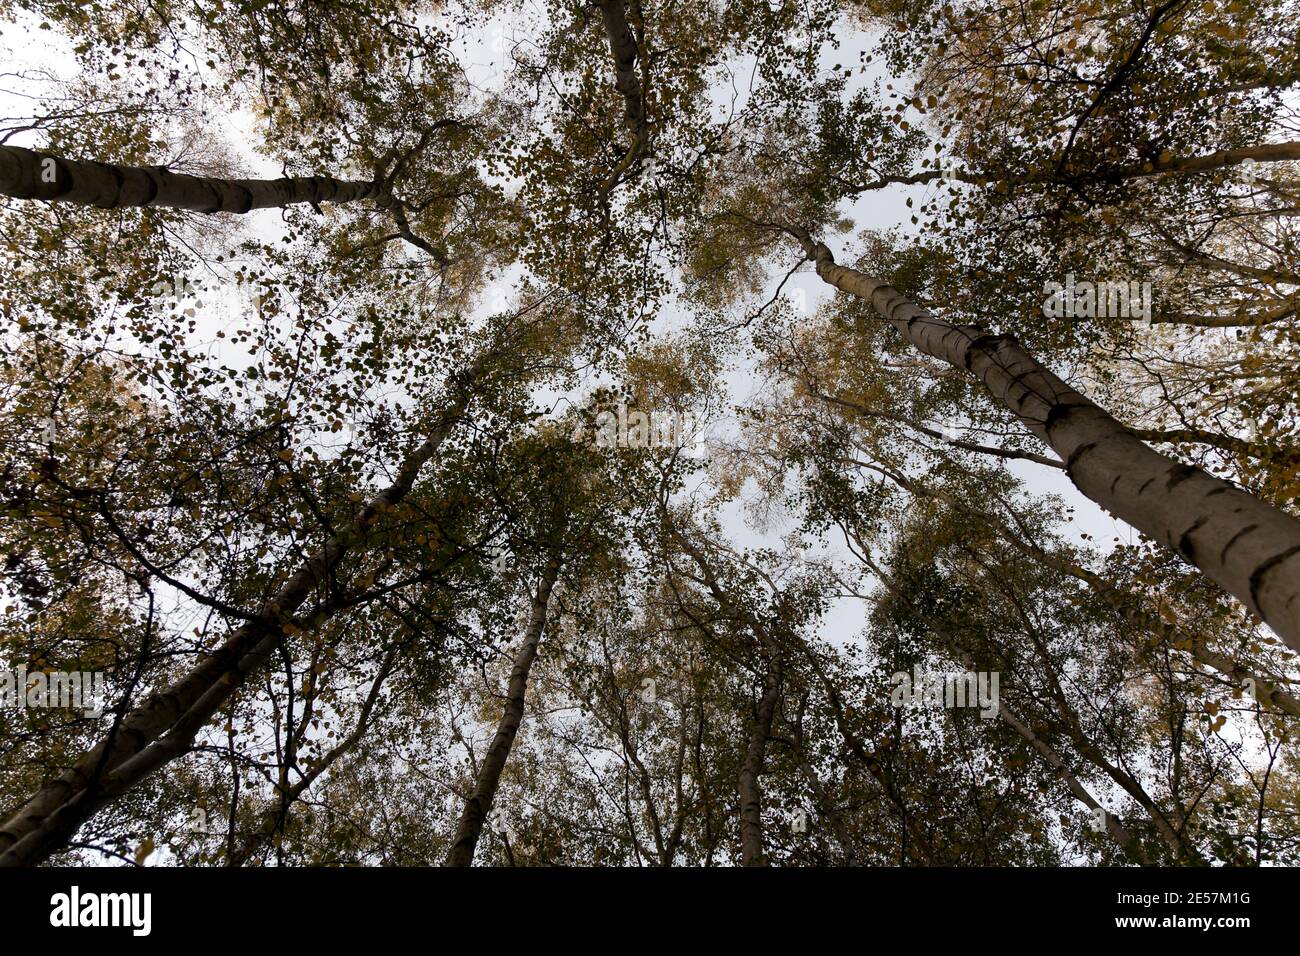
[995, 705, 1147, 861]
[1099, 141, 1300, 182]
[0, 372, 479, 867]
[738, 652, 781, 866]
[0, 145, 385, 213]
[444, 555, 562, 867]
[792, 227, 1300, 653]
[846, 142, 1300, 193]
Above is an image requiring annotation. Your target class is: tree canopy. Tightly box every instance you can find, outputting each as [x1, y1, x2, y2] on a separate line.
[1, 0, 1298, 867]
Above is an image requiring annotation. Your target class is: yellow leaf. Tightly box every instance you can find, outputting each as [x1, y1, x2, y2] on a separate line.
[135, 837, 155, 865]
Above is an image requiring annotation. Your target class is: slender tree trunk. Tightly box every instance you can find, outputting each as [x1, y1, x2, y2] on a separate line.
[1149, 300, 1297, 328]
[793, 228, 1300, 653]
[1102, 141, 1300, 182]
[444, 555, 562, 867]
[846, 142, 1300, 193]
[738, 652, 781, 866]
[995, 705, 1148, 861]
[0, 145, 385, 213]
[668, 528, 784, 866]
[0, 373, 478, 867]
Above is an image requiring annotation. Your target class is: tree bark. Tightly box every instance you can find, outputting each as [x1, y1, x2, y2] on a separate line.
[995, 704, 1147, 861]
[0, 145, 385, 213]
[1149, 300, 1297, 328]
[0, 372, 478, 867]
[1101, 141, 1300, 182]
[845, 142, 1300, 194]
[793, 227, 1300, 653]
[596, 0, 649, 195]
[737, 651, 781, 866]
[444, 555, 562, 866]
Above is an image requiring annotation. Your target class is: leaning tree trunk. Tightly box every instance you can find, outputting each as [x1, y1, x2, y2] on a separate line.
[444, 555, 562, 867]
[0, 145, 386, 213]
[994, 705, 1148, 861]
[0, 371, 479, 867]
[793, 228, 1300, 654]
[851, 141, 1300, 193]
[596, 0, 649, 195]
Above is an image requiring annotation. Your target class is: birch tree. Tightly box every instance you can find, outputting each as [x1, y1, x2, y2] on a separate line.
[3, 0, 1298, 869]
